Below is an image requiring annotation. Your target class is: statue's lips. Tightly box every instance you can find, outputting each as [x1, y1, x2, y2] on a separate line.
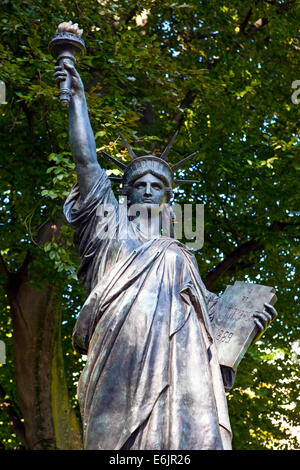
[142, 199, 155, 203]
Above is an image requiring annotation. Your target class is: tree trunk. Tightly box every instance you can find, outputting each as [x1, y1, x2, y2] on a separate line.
[4, 223, 82, 449]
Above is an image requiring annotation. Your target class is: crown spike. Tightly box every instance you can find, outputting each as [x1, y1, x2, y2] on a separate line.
[119, 133, 137, 160]
[160, 129, 179, 161]
[101, 150, 127, 170]
[174, 179, 200, 184]
[108, 176, 123, 182]
[171, 151, 199, 172]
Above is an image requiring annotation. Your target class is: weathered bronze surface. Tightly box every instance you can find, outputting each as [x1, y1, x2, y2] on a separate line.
[51, 23, 277, 450]
[213, 281, 277, 372]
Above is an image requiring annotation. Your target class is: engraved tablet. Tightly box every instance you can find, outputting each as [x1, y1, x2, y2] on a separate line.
[213, 281, 277, 371]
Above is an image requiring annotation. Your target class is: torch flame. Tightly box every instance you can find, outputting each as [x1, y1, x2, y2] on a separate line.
[56, 21, 83, 37]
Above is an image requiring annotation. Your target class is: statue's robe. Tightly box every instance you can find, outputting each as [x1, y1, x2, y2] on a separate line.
[64, 169, 233, 450]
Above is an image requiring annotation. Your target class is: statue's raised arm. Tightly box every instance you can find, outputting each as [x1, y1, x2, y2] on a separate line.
[51, 22, 101, 199]
[55, 62, 101, 198]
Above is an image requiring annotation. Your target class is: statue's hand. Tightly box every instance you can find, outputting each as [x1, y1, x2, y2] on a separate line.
[54, 61, 84, 98]
[252, 303, 277, 343]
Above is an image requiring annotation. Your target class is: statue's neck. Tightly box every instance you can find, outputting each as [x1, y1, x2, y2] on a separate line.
[132, 212, 162, 238]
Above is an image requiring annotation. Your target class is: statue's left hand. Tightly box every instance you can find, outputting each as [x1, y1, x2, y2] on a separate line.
[252, 303, 277, 343]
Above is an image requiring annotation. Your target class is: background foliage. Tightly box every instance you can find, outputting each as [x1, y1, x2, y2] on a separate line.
[0, 0, 299, 449]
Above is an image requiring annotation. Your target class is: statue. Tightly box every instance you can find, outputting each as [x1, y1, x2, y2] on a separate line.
[51, 22, 277, 450]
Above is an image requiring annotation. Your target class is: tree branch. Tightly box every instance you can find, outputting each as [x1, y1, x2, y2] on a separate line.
[205, 239, 263, 289]
[205, 220, 299, 289]
[240, 7, 253, 34]
[268, 220, 300, 232]
[173, 89, 197, 126]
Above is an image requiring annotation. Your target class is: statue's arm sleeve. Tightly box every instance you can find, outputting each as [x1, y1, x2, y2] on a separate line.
[63, 168, 118, 276]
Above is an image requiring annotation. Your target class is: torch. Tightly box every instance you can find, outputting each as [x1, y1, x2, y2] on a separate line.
[48, 21, 86, 106]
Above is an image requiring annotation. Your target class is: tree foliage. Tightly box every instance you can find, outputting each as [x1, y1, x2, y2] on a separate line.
[0, 0, 299, 450]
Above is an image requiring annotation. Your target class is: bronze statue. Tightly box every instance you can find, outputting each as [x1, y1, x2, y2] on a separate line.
[52, 22, 277, 450]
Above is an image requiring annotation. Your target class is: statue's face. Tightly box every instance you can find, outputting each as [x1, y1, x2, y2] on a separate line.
[128, 172, 167, 208]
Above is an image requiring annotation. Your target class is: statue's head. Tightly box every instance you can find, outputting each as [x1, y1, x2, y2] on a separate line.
[101, 131, 199, 208]
[122, 156, 173, 206]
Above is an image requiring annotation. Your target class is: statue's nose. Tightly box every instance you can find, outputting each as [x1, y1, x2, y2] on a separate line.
[144, 183, 152, 196]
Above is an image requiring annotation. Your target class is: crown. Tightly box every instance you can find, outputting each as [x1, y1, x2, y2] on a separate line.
[101, 131, 200, 187]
